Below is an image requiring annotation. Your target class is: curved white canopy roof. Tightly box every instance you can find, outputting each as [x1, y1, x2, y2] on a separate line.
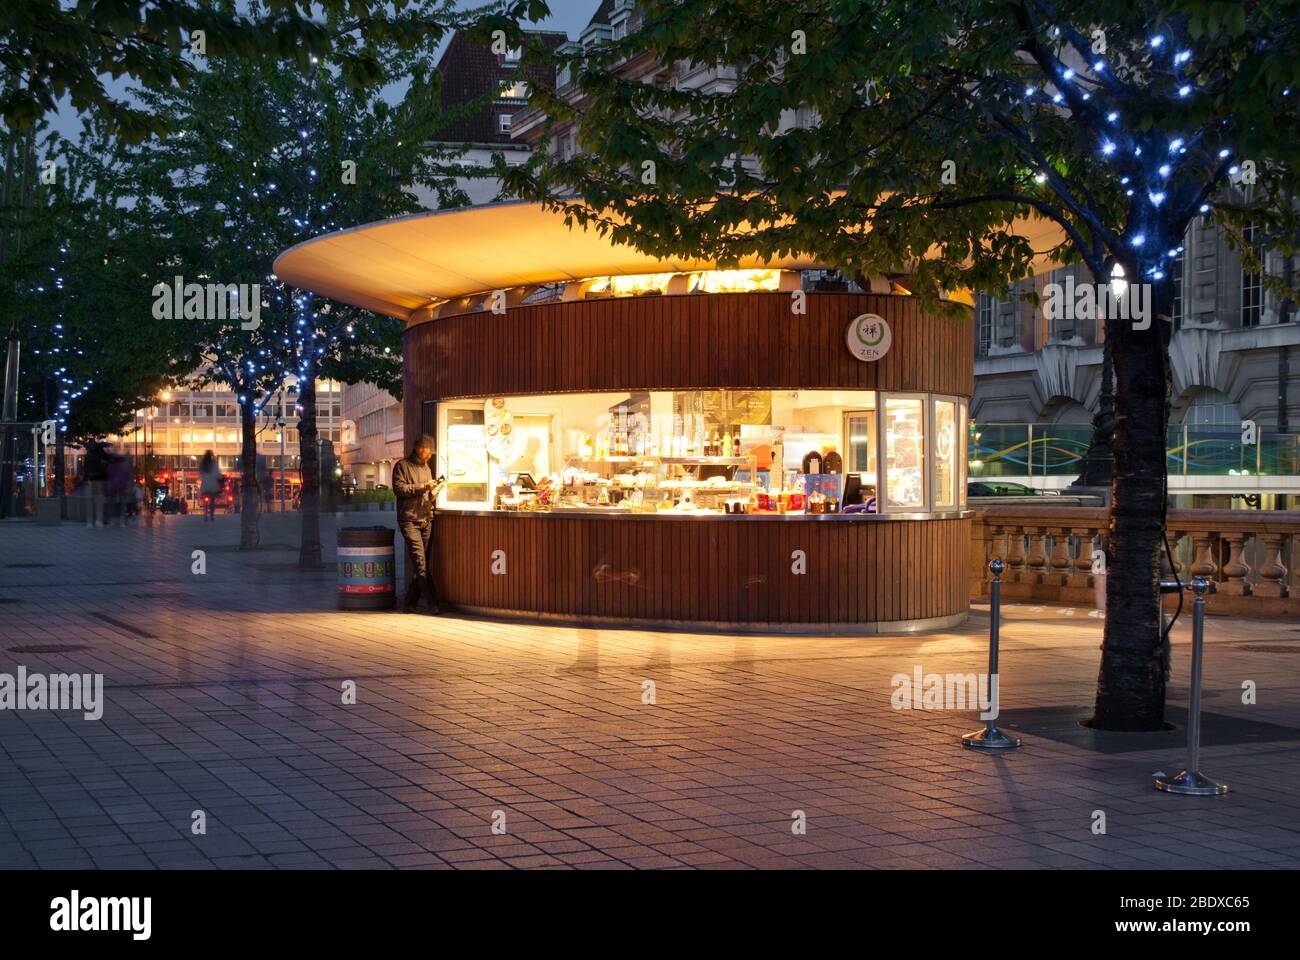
[273, 199, 1067, 323]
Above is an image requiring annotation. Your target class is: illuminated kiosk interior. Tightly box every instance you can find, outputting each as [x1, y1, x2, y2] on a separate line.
[274, 202, 1057, 633]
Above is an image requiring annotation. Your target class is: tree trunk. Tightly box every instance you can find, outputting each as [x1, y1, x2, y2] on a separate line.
[297, 373, 323, 569]
[239, 397, 260, 550]
[1092, 272, 1174, 731]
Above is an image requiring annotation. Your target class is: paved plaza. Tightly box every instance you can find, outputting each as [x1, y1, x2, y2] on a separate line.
[0, 512, 1298, 870]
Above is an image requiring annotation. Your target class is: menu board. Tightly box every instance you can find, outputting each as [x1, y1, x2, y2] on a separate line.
[726, 390, 773, 426]
[674, 390, 773, 431]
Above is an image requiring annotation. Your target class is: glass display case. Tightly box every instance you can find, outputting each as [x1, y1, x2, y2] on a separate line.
[534, 452, 760, 515]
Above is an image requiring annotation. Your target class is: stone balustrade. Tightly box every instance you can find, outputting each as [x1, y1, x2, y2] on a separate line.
[970, 505, 1300, 619]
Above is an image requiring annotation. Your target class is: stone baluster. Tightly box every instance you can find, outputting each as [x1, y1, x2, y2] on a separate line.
[987, 524, 1007, 566]
[977, 524, 1004, 598]
[1067, 527, 1095, 589]
[1168, 530, 1189, 579]
[1005, 526, 1027, 581]
[1218, 532, 1251, 596]
[1189, 534, 1218, 581]
[1025, 528, 1049, 584]
[1253, 534, 1289, 598]
[1049, 528, 1072, 586]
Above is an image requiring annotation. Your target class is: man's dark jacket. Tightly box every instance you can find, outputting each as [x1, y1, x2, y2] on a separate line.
[392, 455, 434, 524]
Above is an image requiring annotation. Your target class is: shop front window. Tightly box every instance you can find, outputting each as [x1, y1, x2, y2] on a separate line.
[933, 399, 957, 508]
[883, 395, 926, 510]
[436, 388, 965, 516]
[959, 401, 969, 507]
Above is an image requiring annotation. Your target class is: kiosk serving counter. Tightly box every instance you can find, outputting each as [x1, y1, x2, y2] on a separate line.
[275, 203, 976, 633]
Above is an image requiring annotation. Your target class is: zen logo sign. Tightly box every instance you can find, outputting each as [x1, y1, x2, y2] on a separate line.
[846, 313, 891, 362]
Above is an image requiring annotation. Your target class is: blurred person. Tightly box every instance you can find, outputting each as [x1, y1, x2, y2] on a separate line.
[131, 478, 145, 522]
[198, 450, 221, 522]
[105, 448, 133, 527]
[83, 439, 108, 527]
[392, 435, 444, 614]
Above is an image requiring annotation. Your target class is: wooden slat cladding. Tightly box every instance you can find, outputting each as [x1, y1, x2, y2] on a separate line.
[434, 514, 969, 629]
[402, 292, 972, 441]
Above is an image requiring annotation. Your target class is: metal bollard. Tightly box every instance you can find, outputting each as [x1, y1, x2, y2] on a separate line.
[962, 559, 1022, 750]
[1155, 577, 1228, 795]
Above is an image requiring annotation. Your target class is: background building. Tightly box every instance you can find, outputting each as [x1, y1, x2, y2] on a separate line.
[338, 380, 402, 489]
[115, 377, 342, 508]
[973, 219, 1298, 429]
[339, 26, 565, 487]
[972, 216, 1300, 507]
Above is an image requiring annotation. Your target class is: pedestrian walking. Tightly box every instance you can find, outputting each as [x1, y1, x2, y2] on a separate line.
[105, 448, 133, 527]
[131, 478, 145, 523]
[198, 450, 222, 522]
[392, 435, 444, 614]
[83, 439, 108, 528]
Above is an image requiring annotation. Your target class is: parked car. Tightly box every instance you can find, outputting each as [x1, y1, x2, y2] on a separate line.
[967, 480, 1059, 497]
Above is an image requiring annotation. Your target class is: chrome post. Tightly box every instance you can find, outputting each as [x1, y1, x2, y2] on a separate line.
[963, 559, 1022, 750]
[1155, 578, 1228, 795]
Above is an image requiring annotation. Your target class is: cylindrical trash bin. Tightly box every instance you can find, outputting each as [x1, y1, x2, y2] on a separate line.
[337, 525, 396, 610]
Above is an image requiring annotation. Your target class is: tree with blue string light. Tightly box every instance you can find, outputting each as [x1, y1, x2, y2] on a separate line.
[505, 0, 1300, 730]
[1, 116, 187, 516]
[122, 9, 479, 553]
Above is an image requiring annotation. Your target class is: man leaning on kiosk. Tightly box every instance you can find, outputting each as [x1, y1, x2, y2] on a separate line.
[392, 434, 445, 614]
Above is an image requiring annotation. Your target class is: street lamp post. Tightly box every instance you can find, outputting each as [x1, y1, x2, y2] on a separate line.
[277, 415, 286, 513]
[159, 390, 172, 498]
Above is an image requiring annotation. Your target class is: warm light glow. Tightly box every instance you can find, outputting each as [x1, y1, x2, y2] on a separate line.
[583, 268, 785, 298]
[689, 269, 782, 293]
[586, 273, 676, 296]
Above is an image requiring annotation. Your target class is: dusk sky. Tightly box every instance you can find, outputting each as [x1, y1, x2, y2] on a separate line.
[47, 0, 601, 142]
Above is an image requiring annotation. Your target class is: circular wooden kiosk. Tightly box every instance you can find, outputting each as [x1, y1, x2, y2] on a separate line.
[275, 202, 981, 634]
[403, 291, 972, 633]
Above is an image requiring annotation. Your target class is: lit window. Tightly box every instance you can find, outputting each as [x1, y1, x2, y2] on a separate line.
[933, 399, 957, 508]
[437, 389, 899, 515]
[1171, 245, 1184, 328]
[1048, 267, 1075, 342]
[883, 396, 926, 510]
[1241, 221, 1262, 327]
[976, 295, 994, 357]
